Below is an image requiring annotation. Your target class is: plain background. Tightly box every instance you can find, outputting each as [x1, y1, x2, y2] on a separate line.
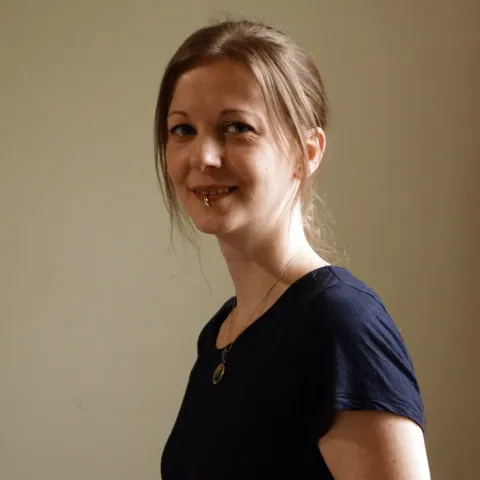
[1, 0, 478, 478]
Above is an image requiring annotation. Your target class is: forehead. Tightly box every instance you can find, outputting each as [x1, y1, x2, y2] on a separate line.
[169, 58, 267, 115]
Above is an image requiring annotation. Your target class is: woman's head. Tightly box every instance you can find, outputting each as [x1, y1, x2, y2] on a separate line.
[154, 19, 329, 248]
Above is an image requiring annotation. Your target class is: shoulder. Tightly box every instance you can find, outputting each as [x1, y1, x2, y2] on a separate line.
[302, 267, 405, 348]
[294, 267, 425, 435]
[305, 266, 389, 314]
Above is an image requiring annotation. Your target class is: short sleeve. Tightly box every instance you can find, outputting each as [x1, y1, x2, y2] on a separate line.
[302, 283, 425, 441]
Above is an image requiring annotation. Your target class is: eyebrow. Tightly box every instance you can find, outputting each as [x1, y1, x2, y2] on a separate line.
[167, 108, 257, 118]
[167, 110, 188, 118]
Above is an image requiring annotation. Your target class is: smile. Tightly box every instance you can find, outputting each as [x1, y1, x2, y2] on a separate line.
[193, 186, 237, 196]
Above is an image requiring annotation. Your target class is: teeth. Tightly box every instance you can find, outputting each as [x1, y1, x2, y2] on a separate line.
[198, 187, 235, 195]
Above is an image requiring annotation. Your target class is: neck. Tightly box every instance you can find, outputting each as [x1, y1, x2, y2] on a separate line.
[217, 213, 329, 327]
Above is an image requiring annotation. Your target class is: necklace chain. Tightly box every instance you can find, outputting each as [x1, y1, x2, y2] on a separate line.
[221, 250, 300, 363]
[212, 251, 300, 385]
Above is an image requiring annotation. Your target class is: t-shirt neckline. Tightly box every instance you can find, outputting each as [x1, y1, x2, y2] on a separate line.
[213, 265, 340, 352]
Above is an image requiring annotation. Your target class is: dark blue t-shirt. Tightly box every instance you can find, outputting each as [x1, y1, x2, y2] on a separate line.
[161, 266, 424, 479]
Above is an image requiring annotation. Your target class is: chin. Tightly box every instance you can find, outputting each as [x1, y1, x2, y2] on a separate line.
[193, 218, 233, 236]
[183, 192, 252, 237]
[190, 207, 243, 236]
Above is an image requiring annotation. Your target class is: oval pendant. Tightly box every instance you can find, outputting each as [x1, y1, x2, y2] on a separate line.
[212, 363, 225, 385]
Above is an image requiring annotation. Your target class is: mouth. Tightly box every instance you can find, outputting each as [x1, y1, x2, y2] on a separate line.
[192, 186, 238, 202]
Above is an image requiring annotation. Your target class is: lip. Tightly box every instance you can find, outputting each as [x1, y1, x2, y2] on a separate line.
[191, 184, 237, 192]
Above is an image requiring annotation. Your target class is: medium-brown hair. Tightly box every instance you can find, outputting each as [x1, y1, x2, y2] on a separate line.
[154, 19, 334, 256]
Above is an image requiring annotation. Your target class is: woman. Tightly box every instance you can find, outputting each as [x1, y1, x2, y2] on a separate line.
[155, 19, 430, 480]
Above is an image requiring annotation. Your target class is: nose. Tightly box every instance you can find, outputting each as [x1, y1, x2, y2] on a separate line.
[189, 133, 223, 171]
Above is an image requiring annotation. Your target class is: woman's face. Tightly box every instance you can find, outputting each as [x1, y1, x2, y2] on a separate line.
[166, 58, 298, 239]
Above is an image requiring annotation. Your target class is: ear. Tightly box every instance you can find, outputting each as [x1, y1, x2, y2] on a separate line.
[305, 127, 326, 176]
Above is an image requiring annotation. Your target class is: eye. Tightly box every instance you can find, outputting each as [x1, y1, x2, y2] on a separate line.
[169, 124, 196, 136]
[224, 122, 253, 134]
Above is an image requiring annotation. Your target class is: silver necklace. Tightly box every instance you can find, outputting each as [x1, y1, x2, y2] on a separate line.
[212, 251, 299, 385]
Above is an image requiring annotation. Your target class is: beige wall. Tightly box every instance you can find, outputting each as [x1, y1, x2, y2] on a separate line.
[1, 0, 478, 479]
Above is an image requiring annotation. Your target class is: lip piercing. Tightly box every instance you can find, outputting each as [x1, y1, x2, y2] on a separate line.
[204, 195, 211, 207]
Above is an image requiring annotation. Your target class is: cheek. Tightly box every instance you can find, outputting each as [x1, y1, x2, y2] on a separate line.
[165, 163, 176, 192]
[165, 148, 185, 186]
[231, 144, 274, 179]
[165, 158, 190, 209]
[165, 157, 175, 183]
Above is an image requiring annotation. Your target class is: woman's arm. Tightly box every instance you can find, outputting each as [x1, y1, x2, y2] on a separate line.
[319, 411, 431, 480]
